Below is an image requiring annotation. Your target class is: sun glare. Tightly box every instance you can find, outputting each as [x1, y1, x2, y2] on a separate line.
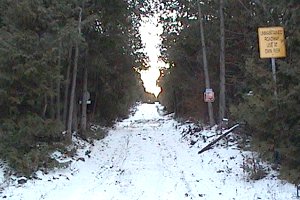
[139, 16, 164, 97]
[140, 67, 161, 97]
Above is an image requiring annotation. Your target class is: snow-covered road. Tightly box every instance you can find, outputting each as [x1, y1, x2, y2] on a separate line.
[0, 103, 296, 199]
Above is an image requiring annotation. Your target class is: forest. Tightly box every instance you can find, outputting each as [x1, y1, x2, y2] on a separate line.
[157, 0, 299, 183]
[0, 0, 150, 175]
[0, 0, 299, 184]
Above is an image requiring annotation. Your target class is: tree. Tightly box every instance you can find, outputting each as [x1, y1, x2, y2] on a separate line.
[157, 0, 220, 123]
[158, 0, 300, 183]
[66, 6, 82, 142]
[219, 0, 226, 123]
[197, 1, 215, 126]
[80, 50, 88, 134]
[0, 0, 147, 175]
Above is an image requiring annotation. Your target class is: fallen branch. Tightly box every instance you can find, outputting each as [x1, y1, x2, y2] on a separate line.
[198, 124, 239, 154]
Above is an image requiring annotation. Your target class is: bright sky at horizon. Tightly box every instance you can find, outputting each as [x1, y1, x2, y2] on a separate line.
[139, 16, 166, 97]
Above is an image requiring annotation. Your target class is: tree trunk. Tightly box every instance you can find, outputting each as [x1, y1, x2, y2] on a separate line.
[72, 94, 78, 133]
[81, 56, 88, 133]
[63, 45, 73, 128]
[219, 0, 226, 123]
[56, 40, 62, 121]
[91, 91, 97, 121]
[67, 7, 82, 141]
[91, 72, 99, 121]
[50, 80, 55, 120]
[173, 89, 178, 117]
[197, 1, 215, 126]
[42, 94, 48, 118]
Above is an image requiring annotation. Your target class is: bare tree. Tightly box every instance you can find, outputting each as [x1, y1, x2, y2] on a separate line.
[63, 45, 73, 127]
[67, 7, 82, 142]
[197, 1, 215, 126]
[81, 52, 88, 134]
[56, 39, 62, 121]
[219, 0, 226, 123]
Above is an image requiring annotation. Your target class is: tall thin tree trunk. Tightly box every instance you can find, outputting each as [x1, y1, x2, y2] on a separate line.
[173, 90, 178, 117]
[72, 94, 78, 132]
[67, 7, 82, 141]
[92, 91, 98, 120]
[42, 94, 48, 118]
[50, 80, 55, 120]
[198, 1, 215, 126]
[219, 0, 226, 123]
[56, 40, 62, 121]
[63, 45, 73, 128]
[81, 54, 88, 133]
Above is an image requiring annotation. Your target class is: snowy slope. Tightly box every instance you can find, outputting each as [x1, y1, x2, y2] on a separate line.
[0, 103, 297, 200]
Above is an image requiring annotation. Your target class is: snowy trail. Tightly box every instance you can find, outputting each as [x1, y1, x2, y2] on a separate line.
[0, 103, 296, 200]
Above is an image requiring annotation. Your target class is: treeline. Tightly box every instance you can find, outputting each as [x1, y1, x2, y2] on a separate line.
[157, 0, 299, 183]
[0, 0, 148, 175]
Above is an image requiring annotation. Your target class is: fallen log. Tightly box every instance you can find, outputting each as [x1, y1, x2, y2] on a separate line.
[198, 124, 239, 154]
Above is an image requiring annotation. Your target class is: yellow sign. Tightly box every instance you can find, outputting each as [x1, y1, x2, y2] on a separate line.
[258, 27, 286, 58]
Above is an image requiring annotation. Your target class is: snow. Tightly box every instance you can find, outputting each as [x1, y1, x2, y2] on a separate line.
[0, 102, 297, 199]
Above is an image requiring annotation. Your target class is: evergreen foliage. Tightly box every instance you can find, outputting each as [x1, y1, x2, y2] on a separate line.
[158, 0, 219, 122]
[0, 0, 147, 176]
[157, 0, 300, 182]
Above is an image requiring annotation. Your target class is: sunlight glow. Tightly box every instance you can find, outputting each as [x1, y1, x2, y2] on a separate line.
[139, 16, 164, 97]
[140, 67, 161, 97]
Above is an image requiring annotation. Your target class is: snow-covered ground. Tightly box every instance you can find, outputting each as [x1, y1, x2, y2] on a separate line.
[0, 103, 297, 199]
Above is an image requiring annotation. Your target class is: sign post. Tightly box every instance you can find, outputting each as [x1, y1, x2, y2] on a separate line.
[271, 58, 277, 98]
[258, 26, 286, 100]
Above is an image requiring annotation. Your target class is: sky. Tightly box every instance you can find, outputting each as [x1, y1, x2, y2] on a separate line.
[0, 102, 296, 199]
[139, 16, 167, 97]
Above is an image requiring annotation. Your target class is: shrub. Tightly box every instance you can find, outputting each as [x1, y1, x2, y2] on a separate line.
[241, 153, 267, 181]
[0, 114, 65, 176]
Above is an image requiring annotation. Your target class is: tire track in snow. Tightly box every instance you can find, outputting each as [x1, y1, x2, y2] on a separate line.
[104, 117, 171, 198]
[1, 103, 295, 200]
[88, 118, 163, 198]
[80, 130, 133, 195]
[157, 129, 197, 200]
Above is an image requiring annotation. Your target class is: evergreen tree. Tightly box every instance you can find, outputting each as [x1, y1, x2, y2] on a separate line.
[0, 0, 147, 175]
[158, 0, 299, 181]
